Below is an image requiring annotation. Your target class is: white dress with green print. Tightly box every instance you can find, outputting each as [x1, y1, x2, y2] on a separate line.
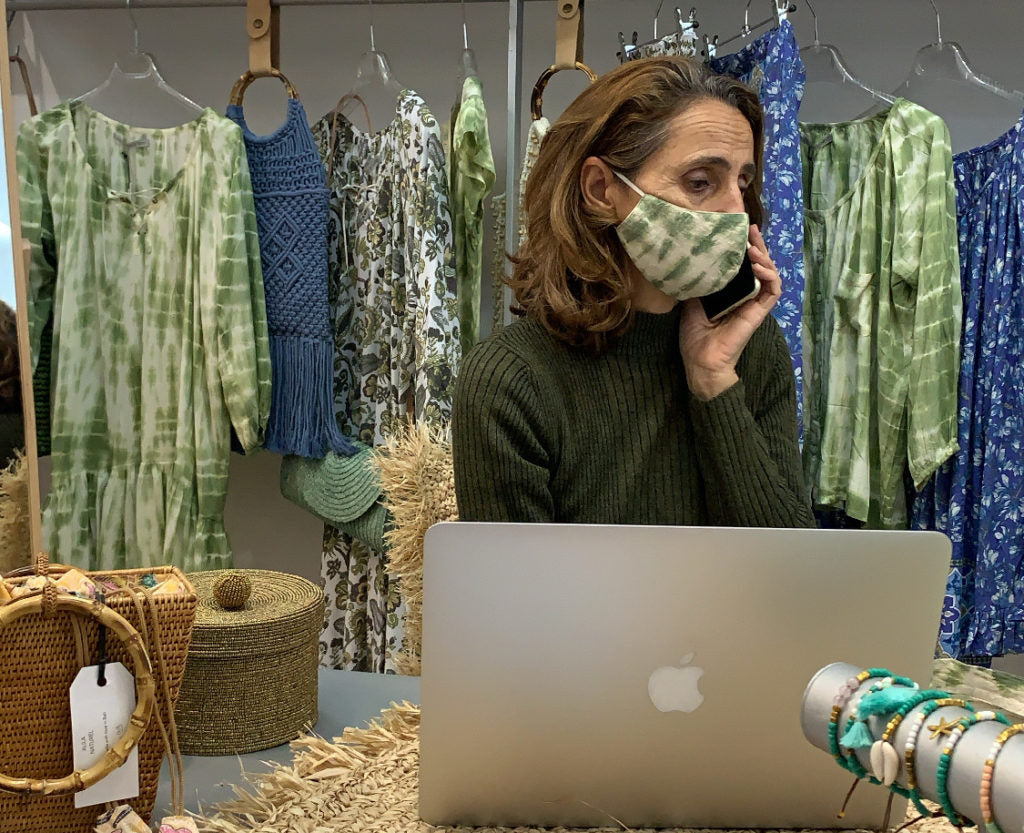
[312, 91, 460, 673]
[17, 102, 271, 573]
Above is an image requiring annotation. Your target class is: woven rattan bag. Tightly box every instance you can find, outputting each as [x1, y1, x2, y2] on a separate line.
[0, 553, 197, 832]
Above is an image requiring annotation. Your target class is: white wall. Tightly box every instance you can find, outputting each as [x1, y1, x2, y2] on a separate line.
[10, 0, 1024, 673]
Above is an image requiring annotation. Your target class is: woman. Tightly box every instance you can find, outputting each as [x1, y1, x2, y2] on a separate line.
[0, 301, 24, 468]
[453, 57, 814, 528]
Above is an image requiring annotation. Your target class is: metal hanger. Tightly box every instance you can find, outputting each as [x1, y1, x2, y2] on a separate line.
[893, 0, 1023, 102]
[74, 0, 204, 116]
[798, 0, 895, 106]
[618, 5, 698, 63]
[703, 0, 795, 58]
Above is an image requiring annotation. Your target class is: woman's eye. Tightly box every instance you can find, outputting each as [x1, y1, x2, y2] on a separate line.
[686, 178, 711, 192]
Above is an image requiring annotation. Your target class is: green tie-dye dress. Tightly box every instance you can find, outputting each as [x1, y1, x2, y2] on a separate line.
[17, 102, 271, 572]
[800, 98, 961, 528]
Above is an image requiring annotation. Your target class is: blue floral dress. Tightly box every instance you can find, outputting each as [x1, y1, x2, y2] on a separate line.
[912, 111, 1024, 659]
[712, 22, 806, 440]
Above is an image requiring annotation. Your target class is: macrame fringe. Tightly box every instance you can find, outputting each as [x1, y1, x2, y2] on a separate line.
[265, 335, 355, 459]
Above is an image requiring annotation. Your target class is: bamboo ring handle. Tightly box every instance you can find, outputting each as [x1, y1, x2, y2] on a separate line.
[0, 593, 155, 796]
[229, 68, 299, 106]
[5, 562, 70, 581]
[530, 61, 598, 120]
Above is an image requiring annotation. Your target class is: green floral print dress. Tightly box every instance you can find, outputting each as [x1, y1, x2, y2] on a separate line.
[312, 91, 460, 673]
[17, 102, 271, 572]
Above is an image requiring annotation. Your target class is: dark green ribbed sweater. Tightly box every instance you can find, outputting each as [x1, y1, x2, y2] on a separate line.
[452, 306, 815, 528]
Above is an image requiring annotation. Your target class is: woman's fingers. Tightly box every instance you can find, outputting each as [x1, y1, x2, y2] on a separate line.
[751, 260, 781, 290]
[749, 223, 770, 257]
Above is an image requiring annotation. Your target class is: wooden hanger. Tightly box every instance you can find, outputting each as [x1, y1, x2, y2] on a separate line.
[228, 0, 299, 106]
[530, 0, 597, 120]
[9, 46, 36, 116]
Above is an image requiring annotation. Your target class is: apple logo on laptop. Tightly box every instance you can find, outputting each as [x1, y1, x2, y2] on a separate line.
[648, 652, 705, 713]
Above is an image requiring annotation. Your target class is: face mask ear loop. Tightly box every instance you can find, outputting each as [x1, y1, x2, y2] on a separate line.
[612, 168, 646, 198]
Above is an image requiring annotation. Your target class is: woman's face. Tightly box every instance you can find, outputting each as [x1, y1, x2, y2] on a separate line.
[615, 99, 756, 218]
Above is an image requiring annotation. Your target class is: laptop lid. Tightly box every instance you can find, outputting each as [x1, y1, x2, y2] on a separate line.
[420, 523, 950, 829]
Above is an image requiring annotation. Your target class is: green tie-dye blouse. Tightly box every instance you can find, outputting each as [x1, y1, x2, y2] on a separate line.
[17, 102, 271, 571]
[801, 98, 961, 528]
[451, 76, 495, 354]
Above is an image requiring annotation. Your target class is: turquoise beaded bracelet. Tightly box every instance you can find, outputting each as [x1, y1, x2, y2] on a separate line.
[840, 689, 949, 797]
[828, 669, 916, 772]
[902, 698, 975, 818]
[935, 711, 1013, 828]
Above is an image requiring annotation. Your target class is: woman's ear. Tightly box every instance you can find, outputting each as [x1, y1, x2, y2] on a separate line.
[580, 157, 632, 221]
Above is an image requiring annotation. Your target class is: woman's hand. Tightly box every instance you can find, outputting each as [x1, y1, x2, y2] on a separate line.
[679, 225, 782, 401]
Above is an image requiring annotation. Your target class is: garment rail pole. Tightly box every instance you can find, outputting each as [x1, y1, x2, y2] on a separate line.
[503, 0, 523, 325]
[8, 0, 540, 8]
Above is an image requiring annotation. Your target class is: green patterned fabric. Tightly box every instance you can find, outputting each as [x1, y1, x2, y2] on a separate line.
[615, 178, 750, 300]
[931, 658, 1024, 721]
[451, 76, 495, 354]
[312, 91, 460, 673]
[801, 99, 961, 528]
[17, 102, 271, 571]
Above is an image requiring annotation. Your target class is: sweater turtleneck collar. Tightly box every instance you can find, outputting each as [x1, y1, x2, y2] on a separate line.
[610, 304, 683, 358]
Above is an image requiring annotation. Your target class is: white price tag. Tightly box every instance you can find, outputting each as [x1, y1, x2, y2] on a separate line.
[69, 662, 140, 808]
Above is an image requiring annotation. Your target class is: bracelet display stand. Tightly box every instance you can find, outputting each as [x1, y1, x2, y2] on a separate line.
[802, 662, 1024, 831]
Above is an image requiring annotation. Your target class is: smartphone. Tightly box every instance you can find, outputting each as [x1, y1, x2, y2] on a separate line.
[699, 253, 761, 322]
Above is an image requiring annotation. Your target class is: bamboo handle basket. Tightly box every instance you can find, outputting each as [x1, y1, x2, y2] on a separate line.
[0, 553, 197, 833]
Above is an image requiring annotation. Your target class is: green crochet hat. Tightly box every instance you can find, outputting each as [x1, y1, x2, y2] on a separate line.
[280, 442, 390, 550]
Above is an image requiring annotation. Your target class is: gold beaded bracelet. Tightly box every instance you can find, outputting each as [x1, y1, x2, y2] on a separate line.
[902, 698, 973, 817]
[980, 723, 1024, 833]
[936, 711, 1011, 827]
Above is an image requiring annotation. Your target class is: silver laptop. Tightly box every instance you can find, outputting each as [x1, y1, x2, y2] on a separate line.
[419, 523, 950, 829]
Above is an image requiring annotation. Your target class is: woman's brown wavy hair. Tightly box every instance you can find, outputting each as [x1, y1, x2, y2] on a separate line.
[0, 301, 20, 408]
[509, 56, 765, 353]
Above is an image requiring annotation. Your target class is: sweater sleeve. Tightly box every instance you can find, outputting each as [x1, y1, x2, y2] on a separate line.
[452, 341, 555, 522]
[689, 318, 815, 528]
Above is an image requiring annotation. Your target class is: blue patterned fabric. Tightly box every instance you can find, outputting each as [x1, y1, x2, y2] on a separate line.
[711, 22, 806, 441]
[227, 97, 355, 458]
[912, 111, 1024, 658]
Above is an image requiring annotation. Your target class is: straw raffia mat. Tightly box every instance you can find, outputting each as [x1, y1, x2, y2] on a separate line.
[0, 450, 31, 575]
[193, 702, 962, 833]
[375, 424, 459, 677]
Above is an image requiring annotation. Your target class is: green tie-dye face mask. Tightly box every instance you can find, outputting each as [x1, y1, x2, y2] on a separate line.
[613, 171, 750, 300]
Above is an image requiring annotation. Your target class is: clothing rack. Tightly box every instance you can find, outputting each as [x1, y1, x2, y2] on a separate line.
[6, 0, 532, 325]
